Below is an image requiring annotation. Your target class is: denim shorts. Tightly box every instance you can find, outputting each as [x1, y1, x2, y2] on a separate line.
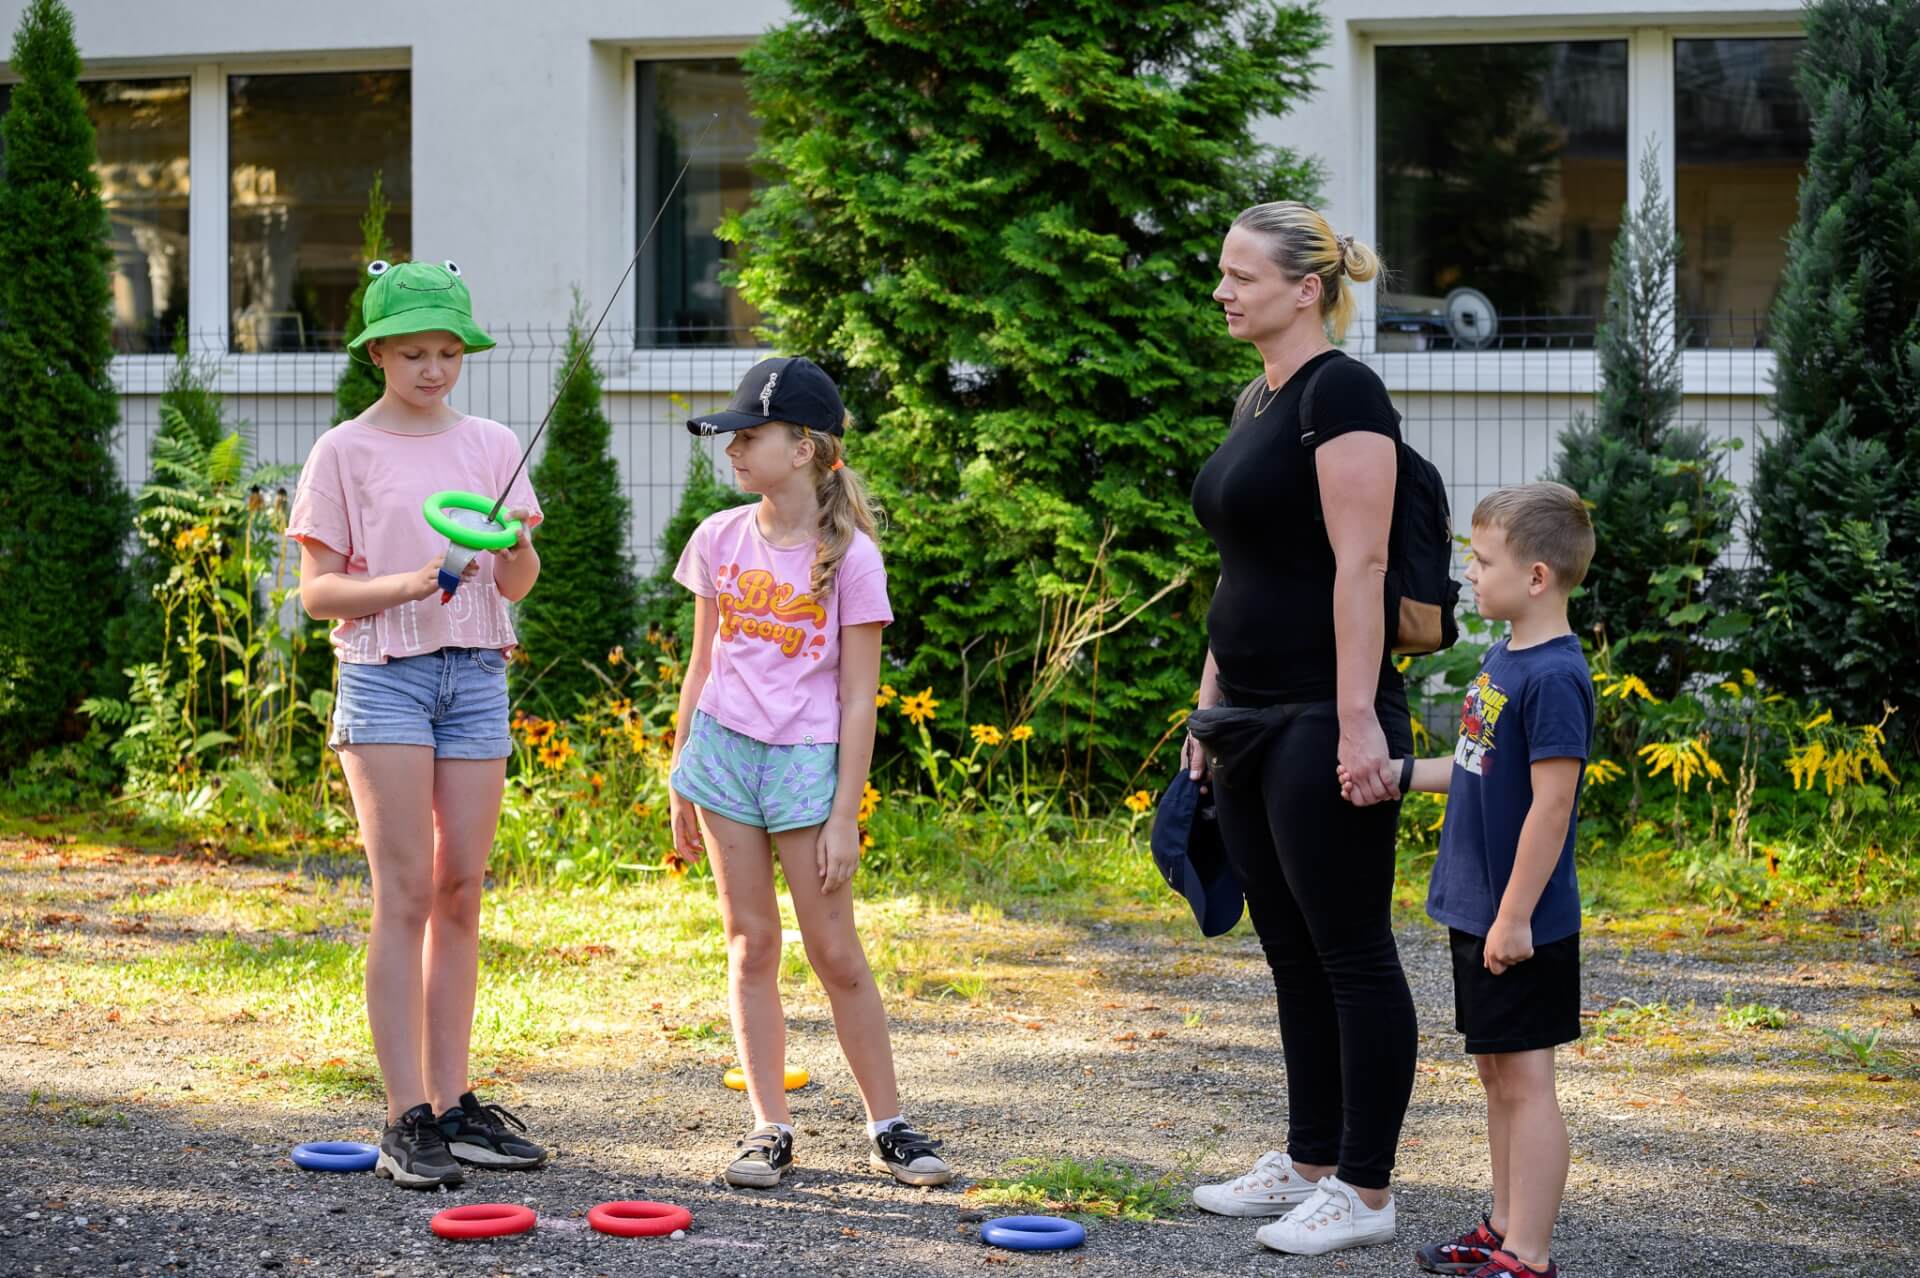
[669, 710, 838, 833]
[329, 647, 513, 759]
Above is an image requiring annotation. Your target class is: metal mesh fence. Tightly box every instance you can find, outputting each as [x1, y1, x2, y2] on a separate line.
[109, 316, 1776, 574]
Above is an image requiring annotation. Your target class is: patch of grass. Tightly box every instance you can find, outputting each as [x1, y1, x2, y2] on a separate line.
[26, 1087, 128, 1129]
[114, 878, 363, 935]
[670, 1020, 723, 1043]
[1721, 997, 1791, 1031]
[971, 1155, 1188, 1221]
[1818, 1026, 1900, 1071]
[1585, 997, 1676, 1040]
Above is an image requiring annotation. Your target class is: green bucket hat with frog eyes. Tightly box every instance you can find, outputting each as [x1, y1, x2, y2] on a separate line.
[347, 259, 496, 362]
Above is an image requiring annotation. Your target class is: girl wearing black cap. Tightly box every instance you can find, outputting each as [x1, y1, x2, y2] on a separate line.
[1184, 202, 1416, 1256]
[668, 357, 955, 1190]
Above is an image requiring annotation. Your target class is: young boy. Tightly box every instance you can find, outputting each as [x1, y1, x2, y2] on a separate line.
[1344, 482, 1596, 1277]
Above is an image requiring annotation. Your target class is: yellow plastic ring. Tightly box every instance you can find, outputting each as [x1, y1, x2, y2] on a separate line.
[722, 1066, 809, 1091]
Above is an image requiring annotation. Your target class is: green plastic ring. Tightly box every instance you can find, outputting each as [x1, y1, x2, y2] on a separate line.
[423, 491, 522, 551]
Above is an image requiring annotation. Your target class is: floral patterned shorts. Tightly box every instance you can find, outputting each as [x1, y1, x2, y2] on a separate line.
[669, 710, 838, 834]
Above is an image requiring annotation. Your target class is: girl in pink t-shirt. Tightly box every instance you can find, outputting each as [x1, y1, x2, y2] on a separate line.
[286, 260, 546, 1190]
[669, 356, 954, 1190]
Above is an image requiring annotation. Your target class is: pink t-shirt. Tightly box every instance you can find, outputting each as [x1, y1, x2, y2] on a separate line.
[286, 415, 543, 664]
[673, 502, 891, 746]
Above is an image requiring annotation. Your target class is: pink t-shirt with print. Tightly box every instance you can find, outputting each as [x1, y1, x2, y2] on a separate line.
[286, 415, 543, 664]
[673, 502, 892, 746]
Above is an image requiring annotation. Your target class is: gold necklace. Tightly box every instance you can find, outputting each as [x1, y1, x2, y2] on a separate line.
[1252, 378, 1281, 417]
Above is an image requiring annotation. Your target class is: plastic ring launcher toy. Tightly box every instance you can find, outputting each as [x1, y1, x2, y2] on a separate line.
[421, 491, 522, 603]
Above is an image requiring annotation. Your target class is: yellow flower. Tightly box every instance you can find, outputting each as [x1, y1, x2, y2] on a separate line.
[875, 684, 898, 709]
[900, 688, 940, 726]
[609, 698, 632, 720]
[1742, 668, 1757, 686]
[970, 724, 1004, 747]
[1123, 789, 1154, 815]
[658, 661, 677, 681]
[1600, 673, 1661, 703]
[857, 781, 881, 824]
[172, 524, 211, 553]
[1394, 656, 1412, 674]
[1802, 708, 1834, 731]
[1584, 759, 1626, 786]
[1166, 707, 1191, 727]
[589, 772, 604, 791]
[537, 737, 575, 770]
[1637, 735, 1723, 792]
[1719, 681, 1744, 698]
[1010, 724, 1034, 743]
[607, 645, 625, 666]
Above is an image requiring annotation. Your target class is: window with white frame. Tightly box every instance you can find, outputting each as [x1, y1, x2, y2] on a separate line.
[1674, 38, 1809, 349]
[1376, 40, 1629, 351]
[0, 77, 191, 353]
[635, 58, 760, 347]
[227, 70, 411, 353]
[1374, 32, 1811, 354]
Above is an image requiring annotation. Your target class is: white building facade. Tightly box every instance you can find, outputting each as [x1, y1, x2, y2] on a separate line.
[1, 0, 1805, 568]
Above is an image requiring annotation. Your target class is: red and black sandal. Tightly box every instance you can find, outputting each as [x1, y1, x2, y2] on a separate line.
[1416, 1216, 1506, 1275]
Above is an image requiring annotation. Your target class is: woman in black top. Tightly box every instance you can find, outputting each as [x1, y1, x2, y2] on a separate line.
[1184, 201, 1416, 1257]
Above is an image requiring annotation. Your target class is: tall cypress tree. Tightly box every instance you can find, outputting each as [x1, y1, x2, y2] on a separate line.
[0, 0, 130, 766]
[725, 0, 1323, 776]
[1555, 151, 1739, 699]
[1749, 0, 1920, 739]
[333, 171, 391, 425]
[516, 298, 638, 714]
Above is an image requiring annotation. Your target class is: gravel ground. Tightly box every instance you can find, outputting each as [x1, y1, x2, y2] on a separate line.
[2, 841, 1917, 1278]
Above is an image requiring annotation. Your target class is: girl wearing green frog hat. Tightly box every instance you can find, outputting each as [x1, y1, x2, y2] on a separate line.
[287, 259, 547, 1189]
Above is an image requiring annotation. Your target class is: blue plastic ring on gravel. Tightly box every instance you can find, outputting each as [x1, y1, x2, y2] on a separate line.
[980, 1216, 1087, 1251]
[291, 1141, 378, 1172]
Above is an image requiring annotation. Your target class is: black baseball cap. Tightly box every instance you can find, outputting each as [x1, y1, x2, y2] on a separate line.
[686, 356, 846, 437]
[1148, 768, 1244, 938]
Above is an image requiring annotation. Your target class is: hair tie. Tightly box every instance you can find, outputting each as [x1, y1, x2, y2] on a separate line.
[830, 458, 845, 472]
[1333, 233, 1354, 276]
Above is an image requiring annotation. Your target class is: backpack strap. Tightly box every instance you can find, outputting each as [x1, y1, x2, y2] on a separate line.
[1296, 353, 1343, 449]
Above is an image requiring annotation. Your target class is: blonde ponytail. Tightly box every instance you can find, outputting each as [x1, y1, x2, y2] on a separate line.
[794, 420, 883, 602]
[1232, 201, 1381, 343]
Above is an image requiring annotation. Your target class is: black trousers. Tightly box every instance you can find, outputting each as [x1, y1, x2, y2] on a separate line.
[1208, 686, 1417, 1190]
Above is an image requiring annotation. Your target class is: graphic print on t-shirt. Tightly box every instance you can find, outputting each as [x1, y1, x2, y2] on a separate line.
[713, 563, 830, 661]
[1454, 670, 1512, 776]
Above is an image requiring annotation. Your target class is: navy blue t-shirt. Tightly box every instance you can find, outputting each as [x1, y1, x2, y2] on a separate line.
[1427, 634, 1594, 944]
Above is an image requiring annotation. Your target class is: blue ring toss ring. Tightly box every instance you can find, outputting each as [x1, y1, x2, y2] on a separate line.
[291, 1140, 378, 1172]
[979, 1215, 1087, 1251]
[423, 490, 522, 551]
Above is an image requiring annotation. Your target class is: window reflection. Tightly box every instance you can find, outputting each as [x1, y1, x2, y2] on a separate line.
[1675, 38, 1809, 348]
[1376, 41, 1628, 350]
[636, 59, 760, 347]
[228, 70, 410, 352]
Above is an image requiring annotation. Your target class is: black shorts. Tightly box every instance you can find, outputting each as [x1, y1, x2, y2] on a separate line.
[1449, 927, 1581, 1055]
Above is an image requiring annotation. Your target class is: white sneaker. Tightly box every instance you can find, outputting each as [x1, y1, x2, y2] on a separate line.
[1254, 1176, 1396, 1255]
[1191, 1150, 1321, 1217]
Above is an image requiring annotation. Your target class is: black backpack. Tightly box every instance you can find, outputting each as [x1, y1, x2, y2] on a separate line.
[1233, 355, 1461, 656]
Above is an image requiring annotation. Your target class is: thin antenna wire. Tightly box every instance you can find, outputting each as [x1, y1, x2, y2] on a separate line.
[488, 111, 721, 523]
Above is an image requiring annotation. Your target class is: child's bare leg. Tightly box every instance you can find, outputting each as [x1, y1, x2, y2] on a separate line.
[1475, 1052, 1512, 1237]
[773, 824, 900, 1122]
[421, 757, 506, 1112]
[1484, 1048, 1565, 1268]
[702, 807, 792, 1125]
[340, 744, 436, 1122]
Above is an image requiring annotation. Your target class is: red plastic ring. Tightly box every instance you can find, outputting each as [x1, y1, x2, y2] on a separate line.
[430, 1203, 538, 1240]
[587, 1201, 692, 1238]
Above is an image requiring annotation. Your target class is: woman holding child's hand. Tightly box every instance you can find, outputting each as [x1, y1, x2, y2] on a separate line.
[1183, 201, 1417, 1258]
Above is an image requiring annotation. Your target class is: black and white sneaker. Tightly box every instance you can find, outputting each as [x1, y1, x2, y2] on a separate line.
[375, 1102, 464, 1189]
[725, 1124, 794, 1188]
[869, 1120, 954, 1186]
[437, 1091, 549, 1170]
